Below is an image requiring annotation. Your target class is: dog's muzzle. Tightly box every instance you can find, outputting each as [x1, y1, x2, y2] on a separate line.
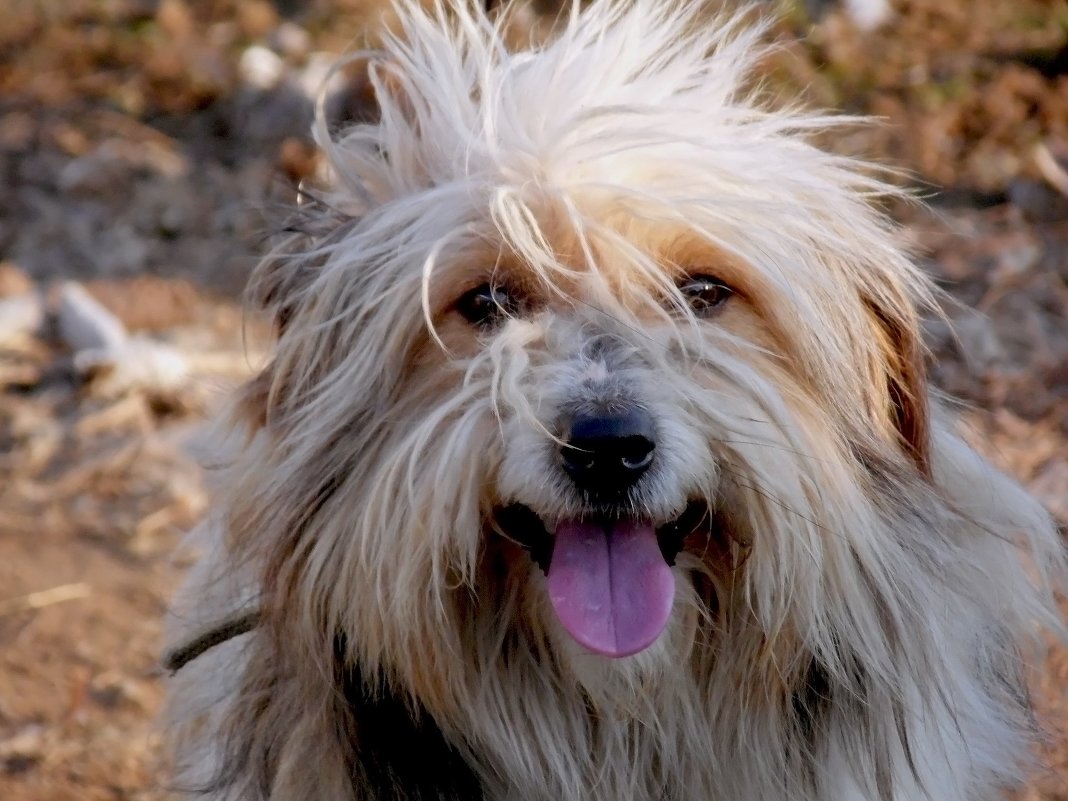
[496, 408, 711, 660]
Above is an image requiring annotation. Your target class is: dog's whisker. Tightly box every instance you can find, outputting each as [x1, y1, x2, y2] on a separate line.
[715, 439, 834, 465]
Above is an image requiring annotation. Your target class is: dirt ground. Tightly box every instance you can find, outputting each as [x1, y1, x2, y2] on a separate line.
[1, 1, 1067, 799]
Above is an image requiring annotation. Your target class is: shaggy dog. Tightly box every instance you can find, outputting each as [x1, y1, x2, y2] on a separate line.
[163, 3, 1063, 800]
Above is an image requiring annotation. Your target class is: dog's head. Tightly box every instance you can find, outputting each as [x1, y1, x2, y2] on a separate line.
[232, 2, 940, 712]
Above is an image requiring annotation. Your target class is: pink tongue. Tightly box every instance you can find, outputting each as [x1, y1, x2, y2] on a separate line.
[546, 519, 675, 658]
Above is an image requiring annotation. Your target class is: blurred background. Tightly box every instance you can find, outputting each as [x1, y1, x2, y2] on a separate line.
[0, 1, 1066, 799]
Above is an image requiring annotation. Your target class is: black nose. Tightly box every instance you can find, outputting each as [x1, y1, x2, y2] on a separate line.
[561, 409, 656, 495]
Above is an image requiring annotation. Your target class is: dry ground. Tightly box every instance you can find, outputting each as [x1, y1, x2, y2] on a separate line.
[1, 1, 1067, 799]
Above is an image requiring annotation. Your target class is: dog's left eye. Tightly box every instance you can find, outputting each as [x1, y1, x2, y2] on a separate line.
[455, 282, 522, 329]
[678, 274, 733, 315]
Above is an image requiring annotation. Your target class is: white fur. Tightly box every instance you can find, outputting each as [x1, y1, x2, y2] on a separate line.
[163, 3, 1063, 800]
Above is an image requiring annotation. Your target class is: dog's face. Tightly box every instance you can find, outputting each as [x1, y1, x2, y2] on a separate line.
[235, 5, 936, 714]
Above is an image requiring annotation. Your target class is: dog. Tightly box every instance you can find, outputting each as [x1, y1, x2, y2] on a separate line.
[162, 3, 1064, 800]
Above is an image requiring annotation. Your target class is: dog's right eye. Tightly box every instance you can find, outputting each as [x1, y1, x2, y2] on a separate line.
[678, 274, 733, 316]
[455, 283, 521, 329]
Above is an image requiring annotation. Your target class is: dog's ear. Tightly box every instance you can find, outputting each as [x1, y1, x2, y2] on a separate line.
[235, 367, 273, 432]
[237, 57, 415, 430]
[864, 295, 932, 477]
[324, 59, 387, 130]
[324, 55, 412, 132]
[237, 225, 328, 430]
[248, 239, 322, 337]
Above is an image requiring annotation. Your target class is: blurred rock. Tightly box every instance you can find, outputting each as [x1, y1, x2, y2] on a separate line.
[1034, 139, 1068, 198]
[986, 231, 1041, 285]
[156, 0, 195, 41]
[85, 276, 202, 332]
[805, 0, 892, 36]
[58, 137, 189, 201]
[89, 672, 152, 712]
[93, 223, 151, 276]
[76, 338, 191, 400]
[58, 142, 135, 198]
[1009, 178, 1068, 223]
[54, 281, 192, 399]
[238, 0, 280, 40]
[952, 307, 1006, 372]
[843, 0, 893, 31]
[0, 725, 47, 775]
[239, 45, 286, 91]
[126, 177, 203, 241]
[58, 282, 129, 352]
[271, 21, 312, 58]
[230, 82, 314, 153]
[0, 294, 44, 346]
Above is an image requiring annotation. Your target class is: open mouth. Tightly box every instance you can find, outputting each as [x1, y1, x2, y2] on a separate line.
[492, 502, 711, 659]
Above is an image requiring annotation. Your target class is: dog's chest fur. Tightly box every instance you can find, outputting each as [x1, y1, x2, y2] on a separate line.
[329, 647, 987, 801]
